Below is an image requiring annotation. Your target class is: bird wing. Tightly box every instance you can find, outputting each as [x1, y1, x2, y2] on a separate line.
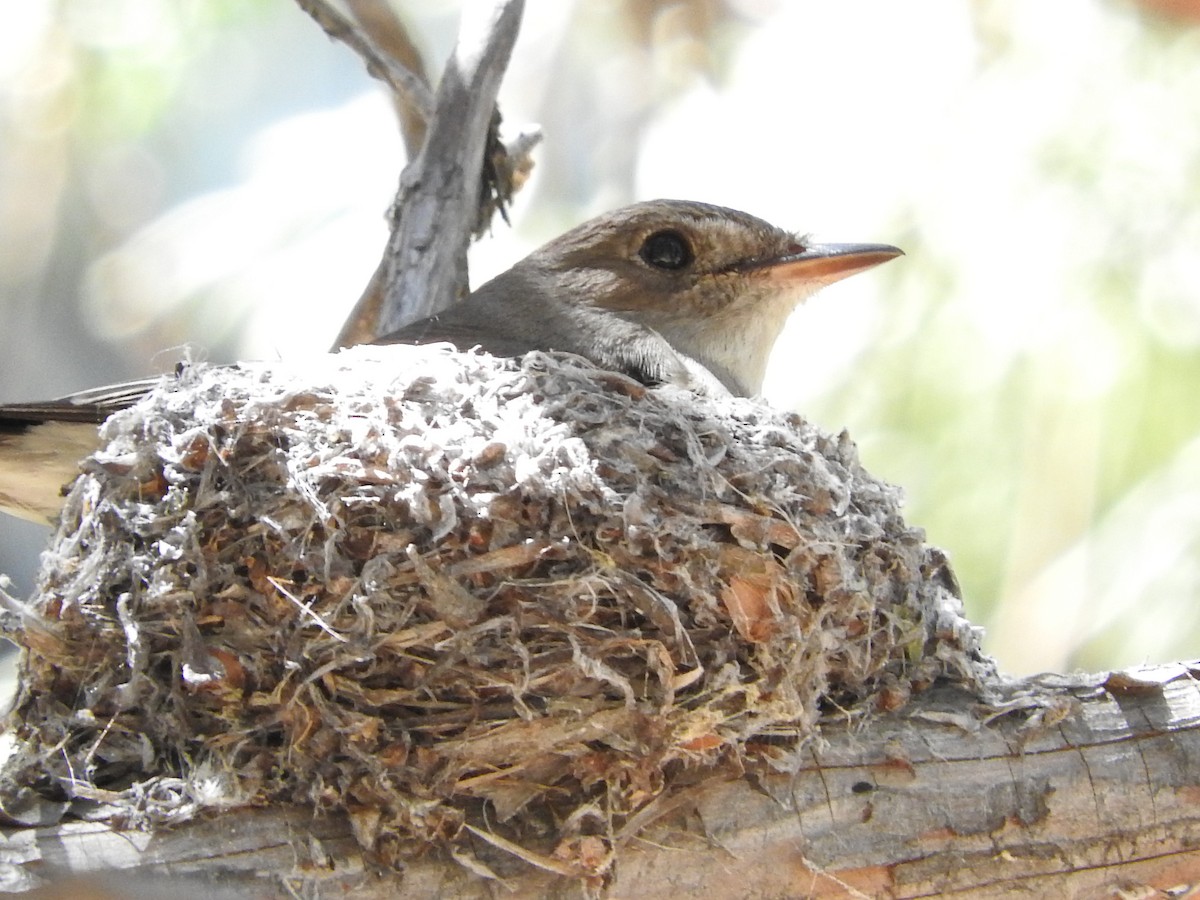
[375, 311, 541, 358]
[377, 299, 731, 396]
[0, 377, 165, 428]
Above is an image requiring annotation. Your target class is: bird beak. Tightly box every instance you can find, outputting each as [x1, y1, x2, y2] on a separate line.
[754, 242, 904, 287]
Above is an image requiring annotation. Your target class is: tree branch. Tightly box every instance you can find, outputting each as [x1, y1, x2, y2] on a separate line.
[7, 666, 1199, 897]
[343, 0, 434, 157]
[333, 0, 529, 349]
[294, 0, 434, 122]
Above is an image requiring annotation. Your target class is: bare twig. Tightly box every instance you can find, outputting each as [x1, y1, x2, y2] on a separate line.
[334, 123, 540, 350]
[294, 0, 434, 121]
[344, 0, 433, 157]
[334, 0, 527, 348]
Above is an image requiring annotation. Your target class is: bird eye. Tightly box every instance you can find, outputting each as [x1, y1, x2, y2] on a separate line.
[639, 230, 693, 271]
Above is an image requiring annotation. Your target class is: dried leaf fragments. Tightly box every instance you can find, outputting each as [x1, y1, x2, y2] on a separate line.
[0, 344, 991, 877]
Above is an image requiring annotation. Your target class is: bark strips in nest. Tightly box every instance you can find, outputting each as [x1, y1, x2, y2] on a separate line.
[0, 346, 991, 878]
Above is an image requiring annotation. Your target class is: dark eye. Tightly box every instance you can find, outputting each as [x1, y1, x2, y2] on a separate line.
[639, 230, 693, 271]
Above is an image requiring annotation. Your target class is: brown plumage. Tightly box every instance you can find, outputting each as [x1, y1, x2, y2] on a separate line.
[379, 199, 901, 397]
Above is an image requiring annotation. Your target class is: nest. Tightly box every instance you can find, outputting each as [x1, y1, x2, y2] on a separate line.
[0, 345, 990, 879]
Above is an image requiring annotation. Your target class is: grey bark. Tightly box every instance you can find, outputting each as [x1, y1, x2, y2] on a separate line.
[6, 665, 1199, 898]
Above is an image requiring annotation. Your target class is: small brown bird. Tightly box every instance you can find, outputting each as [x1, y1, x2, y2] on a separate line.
[381, 199, 900, 397]
[0, 200, 900, 522]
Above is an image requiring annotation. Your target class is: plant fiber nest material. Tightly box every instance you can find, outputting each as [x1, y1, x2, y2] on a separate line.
[0, 345, 989, 876]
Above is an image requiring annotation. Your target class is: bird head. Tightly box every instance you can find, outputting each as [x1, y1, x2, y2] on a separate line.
[518, 199, 902, 395]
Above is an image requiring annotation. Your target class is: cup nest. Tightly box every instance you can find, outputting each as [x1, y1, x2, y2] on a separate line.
[0, 345, 990, 876]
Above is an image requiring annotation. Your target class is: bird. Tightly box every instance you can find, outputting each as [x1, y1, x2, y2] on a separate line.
[0, 199, 901, 523]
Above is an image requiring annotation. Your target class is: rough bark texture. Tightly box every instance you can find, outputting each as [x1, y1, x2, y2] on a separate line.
[373, 0, 524, 329]
[333, 0, 529, 349]
[5, 665, 1198, 897]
